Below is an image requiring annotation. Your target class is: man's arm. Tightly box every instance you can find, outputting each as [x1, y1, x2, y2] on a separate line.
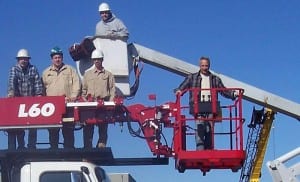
[33, 66, 43, 96]
[7, 67, 16, 97]
[81, 74, 88, 100]
[70, 67, 81, 101]
[215, 76, 236, 100]
[113, 18, 129, 40]
[108, 73, 116, 101]
[174, 74, 192, 95]
[95, 18, 129, 41]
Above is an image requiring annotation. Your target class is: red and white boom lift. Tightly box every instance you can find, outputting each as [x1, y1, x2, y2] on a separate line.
[1, 38, 300, 182]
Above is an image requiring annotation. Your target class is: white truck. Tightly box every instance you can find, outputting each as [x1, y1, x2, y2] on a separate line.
[13, 161, 110, 182]
[0, 148, 113, 182]
[0, 147, 139, 182]
[1, 161, 138, 182]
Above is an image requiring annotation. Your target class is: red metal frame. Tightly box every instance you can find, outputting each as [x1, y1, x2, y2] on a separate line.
[173, 88, 245, 173]
[0, 96, 65, 128]
[0, 88, 245, 174]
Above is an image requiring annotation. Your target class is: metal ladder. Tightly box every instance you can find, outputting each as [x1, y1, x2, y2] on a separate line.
[239, 107, 265, 182]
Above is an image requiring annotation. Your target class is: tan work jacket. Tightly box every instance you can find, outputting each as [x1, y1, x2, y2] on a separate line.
[82, 67, 115, 101]
[42, 64, 81, 99]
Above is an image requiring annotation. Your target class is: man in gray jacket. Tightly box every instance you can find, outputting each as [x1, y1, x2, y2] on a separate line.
[95, 2, 129, 41]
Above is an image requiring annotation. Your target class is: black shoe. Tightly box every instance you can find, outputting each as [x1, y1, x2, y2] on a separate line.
[196, 143, 205, 150]
[50, 145, 58, 149]
[8, 145, 16, 150]
[84, 142, 93, 149]
[64, 146, 75, 149]
[17, 146, 26, 150]
[28, 146, 36, 149]
[28, 144, 36, 149]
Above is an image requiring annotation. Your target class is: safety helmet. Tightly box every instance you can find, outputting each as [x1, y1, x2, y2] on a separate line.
[91, 49, 104, 59]
[16, 49, 31, 59]
[50, 46, 63, 57]
[98, 2, 110, 12]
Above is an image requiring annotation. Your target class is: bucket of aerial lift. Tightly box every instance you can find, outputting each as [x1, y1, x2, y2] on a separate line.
[173, 88, 245, 174]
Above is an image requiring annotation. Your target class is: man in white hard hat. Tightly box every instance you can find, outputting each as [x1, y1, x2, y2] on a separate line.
[95, 2, 129, 41]
[7, 49, 43, 150]
[81, 49, 116, 148]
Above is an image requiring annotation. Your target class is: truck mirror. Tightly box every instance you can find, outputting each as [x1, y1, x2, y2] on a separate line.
[95, 167, 107, 181]
[81, 166, 90, 175]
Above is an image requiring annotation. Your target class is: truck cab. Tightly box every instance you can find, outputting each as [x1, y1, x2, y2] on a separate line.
[0, 148, 113, 182]
[18, 161, 110, 182]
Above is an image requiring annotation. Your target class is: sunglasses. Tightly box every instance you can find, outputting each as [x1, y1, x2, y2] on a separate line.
[100, 11, 110, 15]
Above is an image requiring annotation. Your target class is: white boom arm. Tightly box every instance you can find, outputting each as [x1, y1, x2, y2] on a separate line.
[128, 43, 300, 120]
[266, 147, 300, 182]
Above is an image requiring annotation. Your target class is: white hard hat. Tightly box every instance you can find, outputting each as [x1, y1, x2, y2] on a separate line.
[16, 49, 31, 59]
[91, 49, 104, 59]
[98, 2, 110, 12]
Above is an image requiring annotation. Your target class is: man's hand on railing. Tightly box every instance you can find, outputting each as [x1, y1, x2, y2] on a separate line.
[176, 90, 182, 96]
[233, 91, 239, 100]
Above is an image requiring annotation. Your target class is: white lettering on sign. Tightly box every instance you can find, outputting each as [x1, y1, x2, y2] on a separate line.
[18, 103, 55, 117]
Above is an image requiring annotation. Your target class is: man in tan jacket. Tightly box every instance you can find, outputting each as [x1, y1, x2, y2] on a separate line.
[81, 49, 115, 148]
[42, 46, 81, 149]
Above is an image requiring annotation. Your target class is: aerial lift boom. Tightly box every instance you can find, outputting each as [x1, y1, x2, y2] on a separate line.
[128, 43, 300, 120]
[127, 43, 300, 181]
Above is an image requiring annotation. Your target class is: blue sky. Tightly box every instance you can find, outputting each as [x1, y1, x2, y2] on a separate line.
[1, 1, 300, 181]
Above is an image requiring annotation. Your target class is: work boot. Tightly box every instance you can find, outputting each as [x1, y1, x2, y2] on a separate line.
[64, 141, 75, 149]
[196, 143, 205, 150]
[97, 143, 106, 148]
